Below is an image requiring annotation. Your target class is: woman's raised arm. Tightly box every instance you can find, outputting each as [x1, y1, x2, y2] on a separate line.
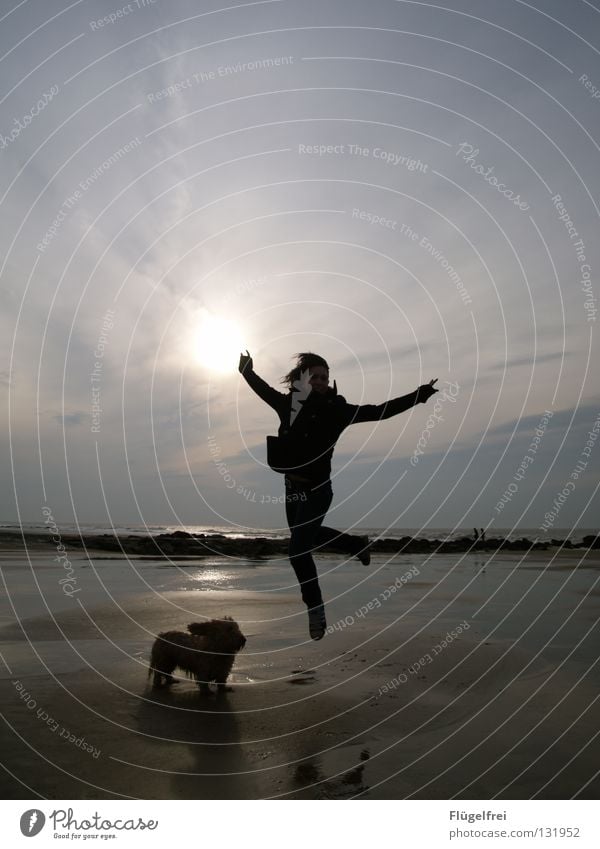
[239, 350, 288, 415]
[344, 379, 438, 425]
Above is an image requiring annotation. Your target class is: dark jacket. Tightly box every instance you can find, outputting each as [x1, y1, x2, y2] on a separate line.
[243, 369, 425, 485]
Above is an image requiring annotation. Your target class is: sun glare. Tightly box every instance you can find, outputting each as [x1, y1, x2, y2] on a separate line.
[195, 313, 244, 373]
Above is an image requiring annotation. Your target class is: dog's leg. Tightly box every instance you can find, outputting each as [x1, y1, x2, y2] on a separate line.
[153, 667, 175, 688]
[216, 657, 236, 693]
[198, 681, 211, 695]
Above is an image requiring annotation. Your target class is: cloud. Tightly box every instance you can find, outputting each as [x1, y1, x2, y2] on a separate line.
[483, 403, 586, 439]
[54, 412, 86, 427]
[490, 350, 568, 371]
[334, 345, 425, 374]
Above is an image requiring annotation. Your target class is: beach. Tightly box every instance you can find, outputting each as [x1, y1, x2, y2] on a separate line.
[1, 533, 599, 799]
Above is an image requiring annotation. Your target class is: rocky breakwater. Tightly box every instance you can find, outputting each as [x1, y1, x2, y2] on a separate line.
[364, 536, 552, 555]
[62, 530, 290, 559]
[76, 532, 551, 558]
[4, 530, 599, 560]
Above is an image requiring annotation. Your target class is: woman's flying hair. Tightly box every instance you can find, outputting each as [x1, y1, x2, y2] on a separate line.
[281, 352, 329, 389]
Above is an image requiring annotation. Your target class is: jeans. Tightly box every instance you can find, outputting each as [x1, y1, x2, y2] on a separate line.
[284, 476, 364, 609]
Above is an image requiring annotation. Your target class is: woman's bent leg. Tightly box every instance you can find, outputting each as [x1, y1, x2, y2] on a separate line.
[316, 525, 366, 556]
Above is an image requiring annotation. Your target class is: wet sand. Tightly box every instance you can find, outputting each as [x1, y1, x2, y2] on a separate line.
[1, 543, 599, 799]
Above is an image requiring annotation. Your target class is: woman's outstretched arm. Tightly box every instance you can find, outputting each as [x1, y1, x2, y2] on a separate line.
[344, 379, 438, 425]
[238, 350, 288, 415]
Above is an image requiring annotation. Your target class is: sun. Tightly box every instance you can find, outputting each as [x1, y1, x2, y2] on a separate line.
[194, 312, 244, 373]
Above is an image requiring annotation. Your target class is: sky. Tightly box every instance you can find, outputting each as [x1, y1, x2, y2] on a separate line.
[1, 0, 599, 534]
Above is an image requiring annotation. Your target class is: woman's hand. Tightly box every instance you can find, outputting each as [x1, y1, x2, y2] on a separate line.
[239, 350, 253, 374]
[416, 378, 438, 403]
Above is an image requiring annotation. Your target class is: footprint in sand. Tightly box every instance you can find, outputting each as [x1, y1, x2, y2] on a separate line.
[288, 668, 316, 685]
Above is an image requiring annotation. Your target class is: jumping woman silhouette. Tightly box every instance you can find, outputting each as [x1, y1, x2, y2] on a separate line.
[239, 350, 438, 640]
